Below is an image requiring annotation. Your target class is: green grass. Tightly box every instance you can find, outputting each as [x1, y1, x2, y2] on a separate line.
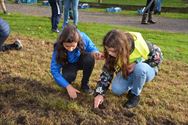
[80, 8, 188, 19]
[80, 0, 188, 7]
[1, 13, 188, 63]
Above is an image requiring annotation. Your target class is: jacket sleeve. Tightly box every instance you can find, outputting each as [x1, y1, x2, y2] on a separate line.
[94, 65, 114, 96]
[81, 32, 99, 53]
[50, 50, 69, 88]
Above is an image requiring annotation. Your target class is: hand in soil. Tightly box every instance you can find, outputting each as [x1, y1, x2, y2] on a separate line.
[94, 95, 104, 108]
[66, 84, 80, 99]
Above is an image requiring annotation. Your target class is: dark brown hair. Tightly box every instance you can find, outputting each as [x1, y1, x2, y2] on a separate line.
[103, 30, 134, 78]
[56, 24, 85, 64]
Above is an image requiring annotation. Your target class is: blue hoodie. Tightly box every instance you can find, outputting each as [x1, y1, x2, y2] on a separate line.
[50, 32, 98, 88]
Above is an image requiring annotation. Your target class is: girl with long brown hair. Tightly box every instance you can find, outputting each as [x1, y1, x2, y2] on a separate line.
[94, 29, 162, 108]
[50, 24, 103, 99]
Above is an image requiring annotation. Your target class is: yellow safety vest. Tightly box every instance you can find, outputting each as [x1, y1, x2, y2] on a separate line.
[115, 32, 150, 72]
[129, 32, 149, 63]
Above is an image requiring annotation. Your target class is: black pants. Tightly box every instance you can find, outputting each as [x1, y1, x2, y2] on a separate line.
[62, 53, 95, 90]
[145, 0, 156, 13]
[49, 0, 62, 30]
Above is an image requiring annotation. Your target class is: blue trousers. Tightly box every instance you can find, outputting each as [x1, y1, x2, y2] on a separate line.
[156, 0, 162, 12]
[49, 0, 62, 30]
[112, 62, 156, 96]
[63, 0, 79, 28]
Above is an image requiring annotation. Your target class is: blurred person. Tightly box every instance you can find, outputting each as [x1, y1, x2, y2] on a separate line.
[62, 0, 79, 29]
[0, 18, 23, 52]
[141, 0, 156, 24]
[154, 0, 162, 15]
[0, 0, 9, 14]
[48, 0, 63, 33]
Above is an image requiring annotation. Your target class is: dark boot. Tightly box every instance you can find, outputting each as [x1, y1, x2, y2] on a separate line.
[148, 12, 156, 24]
[141, 13, 148, 24]
[124, 92, 140, 108]
[81, 84, 94, 95]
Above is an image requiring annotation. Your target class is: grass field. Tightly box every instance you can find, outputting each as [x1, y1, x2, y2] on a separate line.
[80, 0, 188, 7]
[0, 13, 188, 124]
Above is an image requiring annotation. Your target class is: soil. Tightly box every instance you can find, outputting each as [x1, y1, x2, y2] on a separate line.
[6, 3, 188, 33]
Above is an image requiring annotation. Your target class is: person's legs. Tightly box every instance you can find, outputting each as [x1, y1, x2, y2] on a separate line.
[61, 63, 78, 83]
[156, 0, 162, 12]
[63, 0, 71, 28]
[69, 3, 73, 20]
[49, 1, 61, 32]
[78, 53, 95, 91]
[131, 62, 156, 96]
[124, 62, 156, 108]
[0, 18, 10, 51]
[72, 0, 79, 26]
[111, 72, 132, 96]
[55, 0, 62, 30]
[148, 0, 156, 23]
[0, 0, 7, 14]
[141, 0, 151, 24]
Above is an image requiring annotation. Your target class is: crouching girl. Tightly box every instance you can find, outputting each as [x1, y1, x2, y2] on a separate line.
[51, 24, 103, 99]
[94, 29, 162, 108]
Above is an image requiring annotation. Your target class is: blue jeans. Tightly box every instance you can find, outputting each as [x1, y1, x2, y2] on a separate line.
[0, 18, 10, 50]
[112, 62, 156, 96]
[63, 0, 79, 28]
[156, 0, 162, 12]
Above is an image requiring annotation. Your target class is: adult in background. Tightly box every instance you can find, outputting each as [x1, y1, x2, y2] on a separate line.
[141, 0, 156, 24]
[154, 0, 162, 15]
[0, 0, 9, 14]
[48, 0, 63, 33]
[0, 18, 22, 52]
[63, 0, 79, 29]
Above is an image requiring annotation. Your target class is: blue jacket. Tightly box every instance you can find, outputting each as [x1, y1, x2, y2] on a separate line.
[50, 32, 98, 88]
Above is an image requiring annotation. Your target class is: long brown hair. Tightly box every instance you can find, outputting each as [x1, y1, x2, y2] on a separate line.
[56, 24, 85, 64]
[103, 30, 134, 78]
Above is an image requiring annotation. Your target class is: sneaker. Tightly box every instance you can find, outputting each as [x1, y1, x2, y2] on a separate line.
[123, 92, 140, 108]
[14, 39, 23, 50]
[51, 29, 60, 33]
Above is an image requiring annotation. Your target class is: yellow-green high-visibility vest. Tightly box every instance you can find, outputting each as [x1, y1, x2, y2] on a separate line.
[129, 32, 150, 63]
[115, 32, 150, 73]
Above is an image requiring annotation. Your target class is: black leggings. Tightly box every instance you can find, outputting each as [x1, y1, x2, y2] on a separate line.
[145, 0, 156, 13]
[61, 53, 95, 90]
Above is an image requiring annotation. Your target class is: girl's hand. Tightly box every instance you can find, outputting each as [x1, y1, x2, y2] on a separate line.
[66, 84, 80, 99]
[91, 52, 104, 60]
[154, 51, 160, 61]
[94, 95, 104, 108]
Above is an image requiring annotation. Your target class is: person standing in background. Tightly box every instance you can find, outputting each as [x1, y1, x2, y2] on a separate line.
[154, 0, 162, 15]
[48, 0, 63, 33]
[63, 0, 79, 29]
[0, 0, 9, 14]
[141, 0, 156, 24]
